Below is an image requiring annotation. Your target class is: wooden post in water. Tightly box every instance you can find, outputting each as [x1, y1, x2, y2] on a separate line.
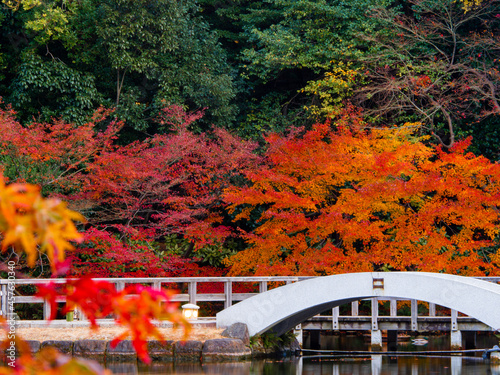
[387, 330, 398, 351]
[388, 297, 399, 351]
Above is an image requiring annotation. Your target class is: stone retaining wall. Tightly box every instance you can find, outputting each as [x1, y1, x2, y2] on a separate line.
[21, 338, 252, 363]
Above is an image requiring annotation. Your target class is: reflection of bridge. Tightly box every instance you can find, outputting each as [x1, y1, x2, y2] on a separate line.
[216, 272, 500, 349]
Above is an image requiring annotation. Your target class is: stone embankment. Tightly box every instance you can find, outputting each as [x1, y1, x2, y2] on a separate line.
[23, 337, 252, 362]
[15, 323, 300, 363]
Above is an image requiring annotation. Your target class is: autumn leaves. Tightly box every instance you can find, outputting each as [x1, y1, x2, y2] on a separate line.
[1, 104, 499, 279]
[225, 123, 500, 276]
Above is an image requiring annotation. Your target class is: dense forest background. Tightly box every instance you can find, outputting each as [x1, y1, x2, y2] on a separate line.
[1, 0, 500, 278]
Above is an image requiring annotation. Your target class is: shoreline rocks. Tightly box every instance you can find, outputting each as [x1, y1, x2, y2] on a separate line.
[202, 339, 252, 362]
[7, 324, 299, 364]
[12, 336, 297, 363]
[15, 337, 256, 363]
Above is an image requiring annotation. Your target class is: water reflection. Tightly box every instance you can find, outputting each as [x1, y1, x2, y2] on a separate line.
[305, 332, 498, 353]
[109, 333, 499, 374]
[113, 356, 498, 375]
[299, 356, 493, 375]
[133, 360, 291, 374]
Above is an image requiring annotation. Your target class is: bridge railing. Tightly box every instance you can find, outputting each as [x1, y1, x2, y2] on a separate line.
[321, 297, 488, 332]
[311, 277, 500, 332]
[1, 276, 498, 322]
[0, 276, 311, 319]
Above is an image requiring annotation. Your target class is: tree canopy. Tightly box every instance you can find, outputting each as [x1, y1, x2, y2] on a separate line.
[0, 0, 498, 278]
[225, 120, 500, 276]
[1, 0, 237, 132]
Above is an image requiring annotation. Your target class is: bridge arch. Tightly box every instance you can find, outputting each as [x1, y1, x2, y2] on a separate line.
[216, 272, 500, 336]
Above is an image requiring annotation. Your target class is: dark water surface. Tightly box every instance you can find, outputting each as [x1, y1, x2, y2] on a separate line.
[108, 356, 498, 375]
[107, 333, 499, 374]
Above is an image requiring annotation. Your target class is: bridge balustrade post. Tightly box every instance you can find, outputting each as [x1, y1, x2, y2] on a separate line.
[259, 281, 267, 293]
[351, 301, 359, 316]
[450, 309, 462, 349]
[371, 298, 379, 331]
[116, 281, 125, 292]
[429, 303, 436, 316]
[188, 282, 197, 304]
[152, 281, 162, 312]
[224, 281, 232, 309]
[332, 307, 339, 330]
[411, 299, 418, 331]
[371, 298, 382, 351]
[451, 309, 458, 331]
[153, 281, 161, 291]
[43, 299, 51, 320]
[390, 298, 397, 317]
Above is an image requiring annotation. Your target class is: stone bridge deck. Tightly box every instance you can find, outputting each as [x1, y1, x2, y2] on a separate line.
[216, 272, 500, 350]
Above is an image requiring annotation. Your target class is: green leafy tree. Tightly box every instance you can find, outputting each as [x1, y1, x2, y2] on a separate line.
[1, 0, 237, 131]
[202, 0, 390, 137]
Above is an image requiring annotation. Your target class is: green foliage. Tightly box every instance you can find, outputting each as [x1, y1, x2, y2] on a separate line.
[1, 0, 237, 131]
[238, 92, 306, 138]
[96, 0, 182, 75]
[159, 234, 190, 258]
[22, 0, 77, 46]
[460, 117, 500, 161]
[301, 63, 358, 119]
[352, 0, 500, 149]
[0, 151, 69, 195]
[159, 235, 237, 268]
[240, 0, 386, 81]
[250, 330, 297, 349]
[194, 242, 237, 268]
[9, 52, 100, 124]
[219, 0, 389, 136]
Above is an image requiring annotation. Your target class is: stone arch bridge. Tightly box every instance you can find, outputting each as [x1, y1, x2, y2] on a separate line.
[216, 272, 500, 340]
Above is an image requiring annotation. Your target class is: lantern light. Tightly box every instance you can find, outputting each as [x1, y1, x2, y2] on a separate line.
[181, 303, 200, 320]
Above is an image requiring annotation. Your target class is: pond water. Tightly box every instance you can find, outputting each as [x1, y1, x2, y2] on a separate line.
[106, 333, 499, 375]
[108, 356, 499, 375]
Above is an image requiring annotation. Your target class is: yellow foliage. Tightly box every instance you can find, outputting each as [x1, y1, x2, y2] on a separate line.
[2, 0, 40, 11]
[302, 63, 358, 118]
[0, 174, 85, 270]
[460, 0, 482, 12]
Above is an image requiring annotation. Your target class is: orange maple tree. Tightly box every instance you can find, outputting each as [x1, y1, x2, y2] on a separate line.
[224, 122, 500, 276]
